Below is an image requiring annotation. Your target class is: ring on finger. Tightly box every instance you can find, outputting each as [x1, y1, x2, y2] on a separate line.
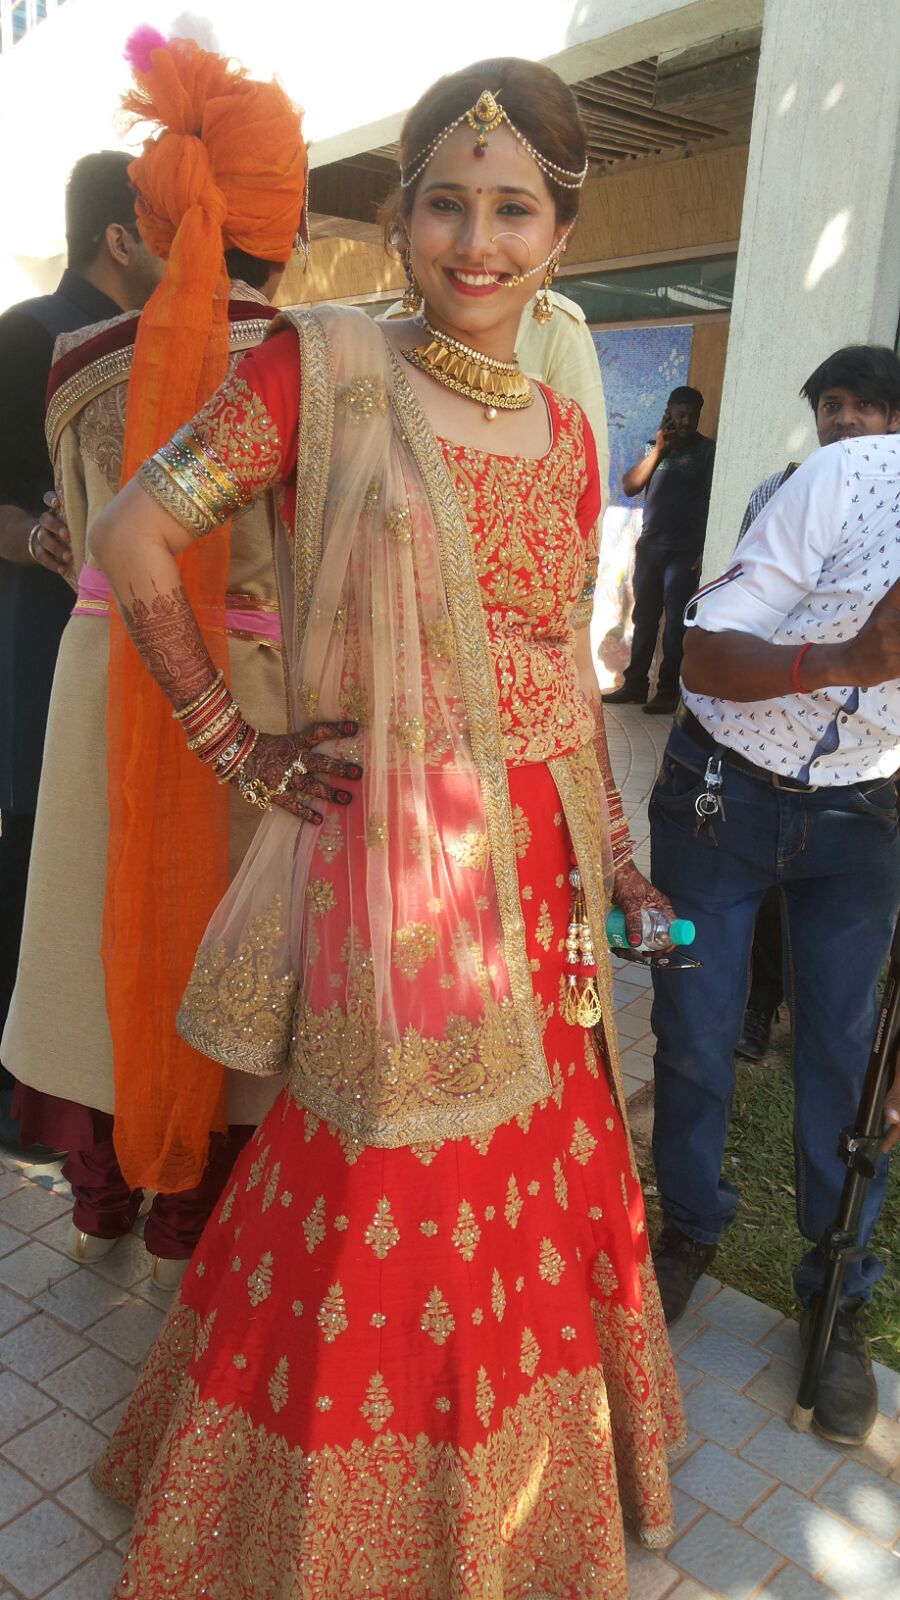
[239, 775, 272, 811]
[27, 524, 43, 562]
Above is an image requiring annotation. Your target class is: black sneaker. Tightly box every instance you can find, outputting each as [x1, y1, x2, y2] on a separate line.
[651, 1223, 718, 1327]
[799, 1296, 878, 1446]
[601, 684, 648, 706]
[734, 1004, 776, 1063]
[642, 695, 678, 715]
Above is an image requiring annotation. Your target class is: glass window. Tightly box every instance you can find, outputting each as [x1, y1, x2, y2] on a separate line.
[560, 255, 736, 325]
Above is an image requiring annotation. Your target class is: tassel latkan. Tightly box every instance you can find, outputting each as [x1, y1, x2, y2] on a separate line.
[563, 865, 602, 1028]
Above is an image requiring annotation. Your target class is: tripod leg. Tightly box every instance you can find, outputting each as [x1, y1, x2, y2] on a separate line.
[790, 916, 900, 1432]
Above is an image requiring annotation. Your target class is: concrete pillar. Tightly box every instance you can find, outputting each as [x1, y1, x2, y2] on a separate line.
[703, 0, 900, 573]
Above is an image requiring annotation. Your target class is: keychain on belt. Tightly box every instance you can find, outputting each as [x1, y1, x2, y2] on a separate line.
[694, 755, 726, 839]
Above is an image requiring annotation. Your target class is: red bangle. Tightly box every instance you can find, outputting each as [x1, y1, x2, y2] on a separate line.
[790, 642, 813, 694]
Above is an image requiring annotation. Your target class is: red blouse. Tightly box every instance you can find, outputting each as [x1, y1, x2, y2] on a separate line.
[141, 329, 601, 764]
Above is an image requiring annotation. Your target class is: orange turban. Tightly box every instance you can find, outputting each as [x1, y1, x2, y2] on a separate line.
[103, 35, 306, 1193]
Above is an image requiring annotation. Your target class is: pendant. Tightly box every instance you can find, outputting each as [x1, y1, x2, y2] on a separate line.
[484, 405, 498, 421]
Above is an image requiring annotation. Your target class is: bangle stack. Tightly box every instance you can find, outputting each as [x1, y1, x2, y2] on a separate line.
[605, 785, 634, 871]
[173, 673, 258, 783]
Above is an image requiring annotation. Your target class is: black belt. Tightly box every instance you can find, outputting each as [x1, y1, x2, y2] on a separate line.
[674, 703, 819, 792]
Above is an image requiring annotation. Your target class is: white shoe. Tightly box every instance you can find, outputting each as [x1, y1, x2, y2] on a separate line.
[65, 1223, 121, 1263]
[149, 1255, 189, 1292]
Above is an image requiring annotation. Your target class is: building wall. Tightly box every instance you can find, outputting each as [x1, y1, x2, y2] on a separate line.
[573, 146, 746, 264]
[687, 318, 730, 437]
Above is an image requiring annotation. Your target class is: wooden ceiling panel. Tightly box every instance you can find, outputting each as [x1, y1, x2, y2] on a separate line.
[310, 49, 758, 237]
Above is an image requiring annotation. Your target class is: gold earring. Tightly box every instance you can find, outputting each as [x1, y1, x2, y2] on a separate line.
[533, 261, 556, 325]
[401, 249, 423, 315]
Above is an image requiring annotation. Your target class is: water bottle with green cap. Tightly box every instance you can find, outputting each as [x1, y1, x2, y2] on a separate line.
[606, 909, 695, 953]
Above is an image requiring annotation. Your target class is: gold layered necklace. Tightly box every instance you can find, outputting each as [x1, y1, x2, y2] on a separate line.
[403, 320, 533, 421]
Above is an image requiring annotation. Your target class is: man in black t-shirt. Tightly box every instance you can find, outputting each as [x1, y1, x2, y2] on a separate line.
[604, 385, 716, 714]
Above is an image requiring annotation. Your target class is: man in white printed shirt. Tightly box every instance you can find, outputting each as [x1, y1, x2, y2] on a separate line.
[648, 432, 900, 1445]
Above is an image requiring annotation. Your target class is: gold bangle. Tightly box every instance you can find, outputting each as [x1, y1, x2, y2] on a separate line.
[172, 670, 225, 723]
[186, 703, 242, 752]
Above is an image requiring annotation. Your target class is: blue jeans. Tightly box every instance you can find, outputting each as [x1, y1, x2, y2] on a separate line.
[649, 722, 900, 1305]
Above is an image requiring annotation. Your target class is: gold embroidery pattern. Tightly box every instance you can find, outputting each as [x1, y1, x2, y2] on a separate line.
[262, 1162, 281, 1214]
[360, 1372, 394, 1433]
[447, 826, 490, 870]
[394, 716, 425, 755]
[420, 1287, 455, 1346]
[392, 922, 438, 981]
[306, 879, 337, 919]
[474, 1365, 495, 1430]
[538, 1238, 566, 1287]
[570, 1120, 598, 1166]
[282, 310, 334, 650]
[385, 505, 412, 543]
[424, 620, 454, 663]
[268, 1356, 289, 1414]
[195, 1308, 217, 1359]
[317, 1283, 348, 1343]
[450, 1200, 481, 1262]
[288, 953, 533, 1148]
[303, 1195, 326, 1255]
[364, 1198, 400, 1260]
[491, 1269, 506, 1323]
[535, 900, 554, 952]
[593, 1252, 620, 1299]
[337, 377, 389, 419]
[47, 343, 135, 459]
[316, 811, 345, 865]
[96, 1300, 678, 1591]
[439, 399, 594, 763]
[247, 1252, 273, 1307]
[553, 1158, 569, 1211]
[504, 1174, 523, 1230]
[520, 1328, 541, 1378]
[177, 900, 296, 1077]
[366, 816, 387, 850]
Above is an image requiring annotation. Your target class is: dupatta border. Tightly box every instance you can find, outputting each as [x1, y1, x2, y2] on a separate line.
[278, 309, 335, 657]
[388, 352, 552, 1113]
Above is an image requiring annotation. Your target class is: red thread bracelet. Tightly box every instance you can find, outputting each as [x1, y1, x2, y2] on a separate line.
[790, 642, 813, 694]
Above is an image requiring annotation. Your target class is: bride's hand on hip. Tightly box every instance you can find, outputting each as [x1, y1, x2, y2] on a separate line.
[611, 859, 676, 947]
[233, 720, 362, 826]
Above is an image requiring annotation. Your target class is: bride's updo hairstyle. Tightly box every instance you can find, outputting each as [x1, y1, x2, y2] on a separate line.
[383, 57, 587, 250]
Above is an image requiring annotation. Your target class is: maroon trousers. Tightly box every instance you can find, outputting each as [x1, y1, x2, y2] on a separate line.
[15, 1086, 251, 1259]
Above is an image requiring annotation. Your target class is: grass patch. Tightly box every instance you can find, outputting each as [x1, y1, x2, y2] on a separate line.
[637, 1041, 900, 1372]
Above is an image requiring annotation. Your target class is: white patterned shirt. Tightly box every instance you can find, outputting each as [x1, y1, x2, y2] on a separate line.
[683, 434, 900, 785]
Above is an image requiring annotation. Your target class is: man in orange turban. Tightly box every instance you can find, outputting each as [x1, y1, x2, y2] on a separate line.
[4, 30, 307, 1289]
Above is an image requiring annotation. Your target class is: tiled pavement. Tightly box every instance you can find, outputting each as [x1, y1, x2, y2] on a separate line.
[0, 706, 897, 1598]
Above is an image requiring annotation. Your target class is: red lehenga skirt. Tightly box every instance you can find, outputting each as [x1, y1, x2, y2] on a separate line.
[95, 764, 683, 1599]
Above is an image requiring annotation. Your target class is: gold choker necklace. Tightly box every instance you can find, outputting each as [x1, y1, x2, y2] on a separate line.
[403, 320, 532, 421]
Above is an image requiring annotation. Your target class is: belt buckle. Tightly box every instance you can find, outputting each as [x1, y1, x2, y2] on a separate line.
[772, 774, 817, 793]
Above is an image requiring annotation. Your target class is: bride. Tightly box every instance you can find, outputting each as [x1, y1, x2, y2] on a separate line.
[91, 49, 682, 1600]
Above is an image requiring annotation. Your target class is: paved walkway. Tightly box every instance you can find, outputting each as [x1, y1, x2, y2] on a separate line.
[0, 707, 897, 1598]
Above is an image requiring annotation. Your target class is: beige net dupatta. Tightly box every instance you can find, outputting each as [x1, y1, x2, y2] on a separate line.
[178, 305, 563, 1147]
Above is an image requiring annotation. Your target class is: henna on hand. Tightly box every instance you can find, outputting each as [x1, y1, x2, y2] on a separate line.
[612, 859, 675, 947]
[234, 721, 363, 826]
[120, 582, 217, 710]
